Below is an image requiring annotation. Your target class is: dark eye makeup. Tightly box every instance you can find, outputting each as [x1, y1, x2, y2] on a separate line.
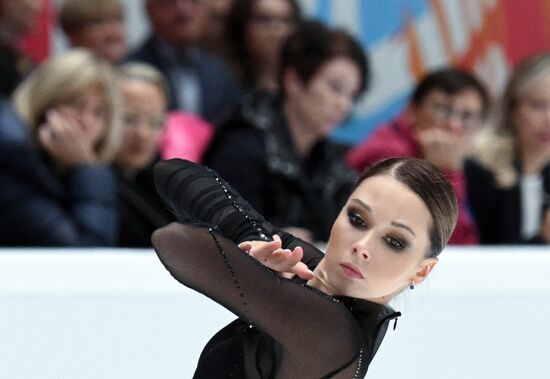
[383, 236, 407, 250]
[347, 209, 367, 228]
[346, 206, 409, 251]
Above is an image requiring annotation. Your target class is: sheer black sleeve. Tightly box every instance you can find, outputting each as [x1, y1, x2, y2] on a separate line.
[153, 158, 324, 270]
[153, 223, 365, 378]
[152, 159, 369, 377]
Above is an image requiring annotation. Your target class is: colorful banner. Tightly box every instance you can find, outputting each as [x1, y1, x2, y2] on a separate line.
[301, 0, 550, 144]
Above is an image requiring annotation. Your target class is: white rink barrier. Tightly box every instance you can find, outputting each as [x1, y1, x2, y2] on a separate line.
[0, 246, 549, 379]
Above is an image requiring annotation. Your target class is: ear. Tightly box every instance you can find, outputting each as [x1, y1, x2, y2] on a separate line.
[282, 68, 303, 97]
[411, 257, 438, 286]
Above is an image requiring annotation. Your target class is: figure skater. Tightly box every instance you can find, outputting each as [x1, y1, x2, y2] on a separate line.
[152, 157, 457, 378]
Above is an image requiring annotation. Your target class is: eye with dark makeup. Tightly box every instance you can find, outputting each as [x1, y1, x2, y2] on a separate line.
[347, 208, 366, 228]
[347, 206, 408, 250]
[383, 236, 407, 251]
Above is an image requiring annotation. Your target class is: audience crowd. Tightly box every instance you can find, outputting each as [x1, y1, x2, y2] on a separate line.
[1, 0, 549, 247]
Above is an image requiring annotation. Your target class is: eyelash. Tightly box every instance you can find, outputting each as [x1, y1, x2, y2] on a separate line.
[346, 209, 408, 251]
[384, 236, 406, 250]
[347, 211, 367, 228]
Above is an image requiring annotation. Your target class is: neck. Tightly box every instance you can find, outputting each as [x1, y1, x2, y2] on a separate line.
[118, 165, 139, 179]
[254, 59, 279, 93]
[307, 259, 397, 306]
[282, 99, 319, 157]
[307, 260, 339, 296]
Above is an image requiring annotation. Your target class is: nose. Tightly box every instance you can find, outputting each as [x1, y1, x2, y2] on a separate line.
[135, 123, 153, 140]
[351, 236, 371, 261]
[78, 108, 103, 134]
[335, 94, 353, 122]
[444, 111, 464, 133]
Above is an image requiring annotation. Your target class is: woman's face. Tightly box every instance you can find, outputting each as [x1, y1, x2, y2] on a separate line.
[286, 57, 361, 138]
[311, 174, 436, 304]
[56, 83, 107, 147]
[513, 73, 550, 155]
[410, 88, 484, 136]
[245, 0, 296, 63]
[115, 79, 166, 172]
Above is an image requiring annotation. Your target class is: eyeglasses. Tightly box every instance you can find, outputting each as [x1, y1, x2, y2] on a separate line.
[430, 102, 483, 128]
[520, 98, 550, 116]
[123, 113, 165, 131]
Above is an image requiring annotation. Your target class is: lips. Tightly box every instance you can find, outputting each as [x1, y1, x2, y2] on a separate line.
[340, 263, 364, 279]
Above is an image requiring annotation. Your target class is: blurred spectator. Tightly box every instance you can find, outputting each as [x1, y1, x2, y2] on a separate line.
[195, 0, 233, 57]
[59, 0, 128, 64]
[347, 68, 490, 245]
[0, 0, 43, 97]
[126, 0, 242, 122]
[466, 53, 550, 244]
[114, 63, 173, 247]
[204, 21, 368, 242]
[0, 49, 121, 246]
[225, 0, 301, 93]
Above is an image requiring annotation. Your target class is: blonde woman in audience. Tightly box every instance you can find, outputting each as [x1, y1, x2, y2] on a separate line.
[0, 49, 121, 246]
[59, 0, 128, 64]
[114, 63, 173, 247]
[466, 53, 550, 244]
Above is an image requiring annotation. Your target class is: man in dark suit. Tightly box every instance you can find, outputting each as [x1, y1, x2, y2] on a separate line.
[126, 0, 242, 122]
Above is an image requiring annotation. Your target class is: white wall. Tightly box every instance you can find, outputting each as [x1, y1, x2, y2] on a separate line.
[1, 247, 549, 379]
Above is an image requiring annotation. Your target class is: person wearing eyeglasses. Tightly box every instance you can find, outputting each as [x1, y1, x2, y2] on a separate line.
[347, 67, 491, 244]
[466, 53, 550, 244]
[113, 63, 174, 247]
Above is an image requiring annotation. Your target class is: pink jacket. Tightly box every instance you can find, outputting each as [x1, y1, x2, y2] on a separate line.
[160, 111, 214, 163]
[346, 114, 479, 245]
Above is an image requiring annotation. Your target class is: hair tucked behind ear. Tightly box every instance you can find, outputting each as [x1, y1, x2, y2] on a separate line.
[355, 158, 458, 257]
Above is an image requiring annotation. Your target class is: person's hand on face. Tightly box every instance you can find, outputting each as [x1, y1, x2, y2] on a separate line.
[416, 128, 471, 172]
[37, 108, 98, 169]
[239, 234, 314, 280]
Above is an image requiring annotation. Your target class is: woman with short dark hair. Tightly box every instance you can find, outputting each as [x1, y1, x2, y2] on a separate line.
[205, 21, 369, 242]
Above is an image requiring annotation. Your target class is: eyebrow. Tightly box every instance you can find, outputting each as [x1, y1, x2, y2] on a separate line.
[350, 198, 417, 237]
[391, 221, 416, 237]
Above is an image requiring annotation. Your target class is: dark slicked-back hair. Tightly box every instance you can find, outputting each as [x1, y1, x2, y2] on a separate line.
[355, 157, 458, 258]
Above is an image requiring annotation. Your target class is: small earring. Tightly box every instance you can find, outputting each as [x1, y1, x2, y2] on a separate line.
[409, 281, 415, 290]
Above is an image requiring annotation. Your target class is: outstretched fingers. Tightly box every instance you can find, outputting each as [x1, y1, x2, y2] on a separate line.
[238, 236, 314, 280]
